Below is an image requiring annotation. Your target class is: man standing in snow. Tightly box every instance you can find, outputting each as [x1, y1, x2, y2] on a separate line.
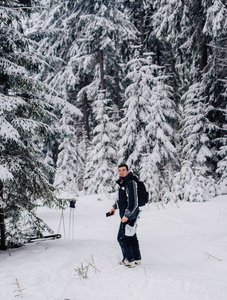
[109, 163, 141, 268]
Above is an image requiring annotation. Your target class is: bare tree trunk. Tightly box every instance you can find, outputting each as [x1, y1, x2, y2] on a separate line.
[200, 41, 207, 73]
[99, 47, 105, 92]
[0, 180, 6, 250]
[193, 0, 207, 76]
[140, 9, 145, 57]
[115, 72, 122, 118]
[169, 46, 179, 107]
[83, 91, 90, 141]
[156, 39, 161, 66]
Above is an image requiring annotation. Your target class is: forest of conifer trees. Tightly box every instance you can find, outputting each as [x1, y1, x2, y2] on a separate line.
[0, 0, 226, 247]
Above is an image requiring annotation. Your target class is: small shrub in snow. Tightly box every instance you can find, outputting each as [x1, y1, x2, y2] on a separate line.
[74, 263, 89, 280]
[74, 255, 100, 279]
[12, 279, 25, 298]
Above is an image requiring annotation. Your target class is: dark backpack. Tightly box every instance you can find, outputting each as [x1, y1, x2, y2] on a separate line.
[136, 180, 149, 207]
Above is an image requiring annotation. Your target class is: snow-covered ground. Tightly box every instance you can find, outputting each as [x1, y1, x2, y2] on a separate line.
[0, 194, 227, 300]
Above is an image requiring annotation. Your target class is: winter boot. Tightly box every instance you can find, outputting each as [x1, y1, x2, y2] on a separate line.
[122, 258, 135, 268]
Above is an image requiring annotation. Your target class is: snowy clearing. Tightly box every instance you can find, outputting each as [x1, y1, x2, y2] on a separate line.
[0, 194, 227, 300]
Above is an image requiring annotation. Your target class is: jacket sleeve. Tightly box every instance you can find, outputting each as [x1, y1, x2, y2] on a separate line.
[113, 200, 119, 210]
[124, 180, 138, 218]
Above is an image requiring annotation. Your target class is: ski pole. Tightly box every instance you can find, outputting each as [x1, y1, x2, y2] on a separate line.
[58, 209, 66, 239]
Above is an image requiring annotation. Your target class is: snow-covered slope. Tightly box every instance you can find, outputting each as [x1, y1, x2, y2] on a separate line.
[0, 194, 227, 300]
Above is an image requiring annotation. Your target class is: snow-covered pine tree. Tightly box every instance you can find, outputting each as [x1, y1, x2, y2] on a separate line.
[26, 0, 87, 191]
[202, 0, 227, 195]
[173, 0, 227, 200]
[73, 0, 137, 192]
[172, 83, 217, 202]
[0, 1, 76, 247]
[27, 1, 135, 193]
[54, 110, 85, 197]
[118, 51, 178, 201]
[140, 60, 178, 203]
[152, 0, 226, 201]
[152, 0, 184, 43]
[151, 0, 184, 104]
[27, 0, 136, 141]
[121, 0, 154, 53]
[117, 52, 153, 173]
[72, 0, 136, 132]
[84, 92, 118, 194]
[26, 0, 79, 95]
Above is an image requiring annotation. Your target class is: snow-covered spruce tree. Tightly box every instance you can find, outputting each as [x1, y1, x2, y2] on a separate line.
[74, 1, 137, 193]
[118, 52, 178, 201]
[54, 110, 85, 196]
[26, 0, 81, 97]
[202, 0, 227, 194]
[171, 83, 217, 202]
[73, 0, 137, 129]
[27, 1, 135, 192]
[121, 0, 154, 53]
[117, 5, 157, 171]
[151, 0, 185, 104]
[118, 52, 152, 173]
[152, 0, 184, 44]
[172, 0, 227, 201]
[26, 0, 86, 192]
[0, 96, 62, 247]
[140, 62, 178, 203]
[84, 92, 118, 194]
[152, 0, 219, 103]
[152, 0, 226, 201]
[27, 0, 136, 141]
[0, 1, 75, 247]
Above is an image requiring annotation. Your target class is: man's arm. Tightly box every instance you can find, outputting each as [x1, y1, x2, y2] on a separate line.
[109, 200, 118, 216]
[124, 180, 138, 220]
[110, 207, 116, 215]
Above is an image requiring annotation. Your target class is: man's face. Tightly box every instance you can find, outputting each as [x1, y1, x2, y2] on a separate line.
[118, 167, 129, 178]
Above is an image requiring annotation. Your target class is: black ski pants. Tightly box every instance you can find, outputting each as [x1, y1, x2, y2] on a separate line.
[117, 221, 141, 263]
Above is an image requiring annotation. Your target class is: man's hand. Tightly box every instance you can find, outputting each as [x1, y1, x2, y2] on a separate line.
[110, 207, 116, 215]
[121, 216, 128, 223]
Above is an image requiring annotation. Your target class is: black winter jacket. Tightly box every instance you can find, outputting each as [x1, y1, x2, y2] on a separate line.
[113, 172, 139, 220]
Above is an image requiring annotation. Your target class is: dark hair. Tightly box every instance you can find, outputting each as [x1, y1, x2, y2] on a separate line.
[118, 163, 129, 170]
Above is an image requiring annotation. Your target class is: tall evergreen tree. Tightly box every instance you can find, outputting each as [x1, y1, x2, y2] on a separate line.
[28, 0, 136, 139]
[74, 0, 137, 123]
[27, 0, 86, 190]
[153, 0, 227, 200]
[54, 110, 85, 195]
[84, 92, 118, 194]
[118, 52, 153, 173]
[118, 52, 178, 201]
[170, 83, 217, 202]
[27, 1, 135, 195]
[202, 0, 227, 194]
[152, 0, 184, 104]
[175, 0, 227, 200]
[0, 0, 77, 247]
[141, 70, 178, 202]
[75, 0, 137, 193]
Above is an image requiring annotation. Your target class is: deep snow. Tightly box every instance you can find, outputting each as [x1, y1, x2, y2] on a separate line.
[0, 194, 227, 300]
